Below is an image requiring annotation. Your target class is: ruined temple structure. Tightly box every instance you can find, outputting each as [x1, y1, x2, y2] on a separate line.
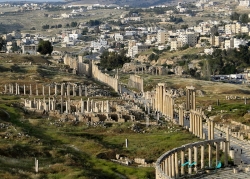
[122, 62, 148, 73]
[23, 97, 148, 124]
[149, 66, 167, 75]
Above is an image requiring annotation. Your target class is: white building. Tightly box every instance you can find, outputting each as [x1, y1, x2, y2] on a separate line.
[178, 33, 197, 47]
[22, 44, 37, 55]
[239, 0, 250, 6]
[114, 33, 124, 41]
[234, 38, 247, 48]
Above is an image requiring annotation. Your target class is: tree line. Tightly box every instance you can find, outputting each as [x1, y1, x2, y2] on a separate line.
[99, 50, 131, 71]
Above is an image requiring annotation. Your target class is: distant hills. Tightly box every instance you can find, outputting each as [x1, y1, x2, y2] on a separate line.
[65, 0, 178, 7]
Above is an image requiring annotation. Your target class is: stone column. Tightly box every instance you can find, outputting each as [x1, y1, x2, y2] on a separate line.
[24, 85, 26, 95]
[48, 98, 51, 111]
[42, 85, 45, 96]
[49, 86, 51, 96]
[215, 142, 219, 166]
[208, 120, 211, 140]
[17, 84, 20, 95]
[15, 83, 18, 95]
[106, 100, 109, 113]
[189, 112, 193, 133]
[175, 152, 179, 177]
[67, 84, 70, 96]
[87, 98, 90, 112]
[224, 141, 228, 166]
[8, 84, 11, 93]
[30, 84, 32, 95]
[192, 90, 196, 110]
[165, 158, 168, 176]
[186, 88, 190, 110]
[194, 146, 198, 173]
[4, 84, 7, 94]
[55, 84, 57, 95]
[208, 144, 212, 168]
[52, 98, 55, 111]
[79, 85, 82, 96]
[188, 147, 192, 174]
[73, 85, 76, 97]
[61, 83, 64, 96]
[65, 101, 68, 113]
[101, 101, 104, 113]
[36, 84, 38, 96]
[171, 153, 175, 177]
[168, 157, 172, 177]
[199, 116, 203, 139]
[35, 158, 39, 173]
[181, 150, 185, 175]
[90, 99, 93, 112]
[201, 145, 204, 169]
[179, 105, 184, 126]
[211, 120, 214, 140]
[85, 86, 88, 96]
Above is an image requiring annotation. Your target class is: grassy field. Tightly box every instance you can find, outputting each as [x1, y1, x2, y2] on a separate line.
[0, 101, 200, 179]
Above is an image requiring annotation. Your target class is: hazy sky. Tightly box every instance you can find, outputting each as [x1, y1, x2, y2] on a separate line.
[0, 0, 64, 2]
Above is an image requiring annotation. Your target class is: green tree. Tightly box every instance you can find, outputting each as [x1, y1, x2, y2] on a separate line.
[71, 21, 78, 27]
[240, 13, 249, 23]
[11, 41, 20, 52]
[0, 37, 6, 51]
[81, 27, 88, 35]
[37, 40, 53, 55]
[42, 24, 50, 29]
[99, 50, 131, 70]
[230, 12, 240, 21]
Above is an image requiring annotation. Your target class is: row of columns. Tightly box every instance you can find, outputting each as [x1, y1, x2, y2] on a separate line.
[189, 109, 205, 139]
[178, 104, 184, 126]
[4, 83, 88, 97]
[154, 83, 165, 112]
[163, 93, 174, 120]
[24, 98, 110, 114]
[207, 117, 215, 140]
[157, 139, 229, 179]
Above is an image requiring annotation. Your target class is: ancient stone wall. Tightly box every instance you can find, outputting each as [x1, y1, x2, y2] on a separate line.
[63, 55, 118, 92]
[64, 54, 78, 70]
[91, 61, 118, 92]
[128, 75, 144, 92]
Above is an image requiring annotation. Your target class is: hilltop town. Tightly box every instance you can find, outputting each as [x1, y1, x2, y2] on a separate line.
[1, 0, 250, 179]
